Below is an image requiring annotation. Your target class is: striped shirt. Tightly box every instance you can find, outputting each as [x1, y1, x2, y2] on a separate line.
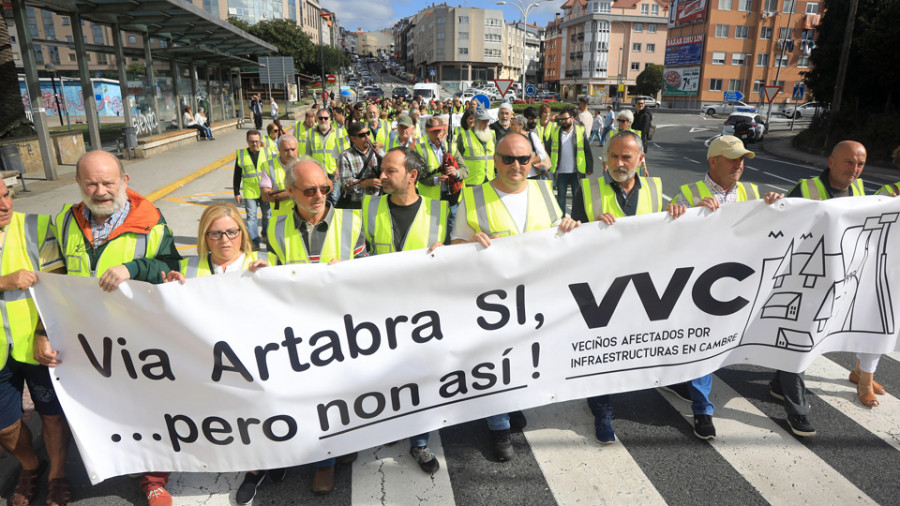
[675, 173, 740, 207]
[83, 200, 132, 248]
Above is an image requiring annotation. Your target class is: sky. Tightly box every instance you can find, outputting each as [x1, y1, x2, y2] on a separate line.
[320, 0, 565, 33]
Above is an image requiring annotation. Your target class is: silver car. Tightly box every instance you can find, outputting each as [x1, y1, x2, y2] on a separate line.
[701, 101, 756, 115]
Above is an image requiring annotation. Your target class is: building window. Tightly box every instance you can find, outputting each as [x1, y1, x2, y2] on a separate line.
[65, 35, 73, 42]
[641, 4, 649, 14]
[652, 4, 659, 15]
[738, 0, 752, 11]
[436, 17, 445, 24]
[710, 79, 723, 91]
[97, 53, 107, 65]
[630, 62, 640, 71]
[798, 55, 810, 67]
[764, 0, 777, 10]
[775, 55, 788, 67]
[458, 16, 469, 23]
[712, 51, 726, 64]
[437, 32, 444, 40]
[806, 2, 819, 14]
[485, 33, 501, 42]
[783, 0, 796, 13]
[459, 47, 468, 55]
[62, 17, 70, 25]
[719, 0, 732, 9]
[128, 35, 137, 44]
[68, 53, 76, 62]
[484, 48, 501, 57]
[634, 23, 643, 32]
[779, 27, 792, 40]
[486, 18, 502, 27]
[757, 53, 769, 66]
[732, 53, 746, 65]
[728, 79, 742, 91]
[715, 25, 729, 38]
[773, 80, 785, 89]
[646, 43, 655, 53]
[459, 31, 468, 39]
[760, 26, 772, 39]
[598, 1, 611, 13]
[735, 26, 749, 39]
[648, 24, 657, 33]
[632, 42, 641, 52]
[753, 79, 765, 94]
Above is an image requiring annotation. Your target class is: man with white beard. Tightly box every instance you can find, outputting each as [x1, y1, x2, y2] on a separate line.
[54, 150, 181, 505]
[490, 102, 513, 139]
[456, 109, 496, 186]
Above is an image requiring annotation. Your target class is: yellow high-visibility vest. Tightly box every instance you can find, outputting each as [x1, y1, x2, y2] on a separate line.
[461, 180, 561, 237]
[362, 195, 448, 255]
[581, 176, 663, 220]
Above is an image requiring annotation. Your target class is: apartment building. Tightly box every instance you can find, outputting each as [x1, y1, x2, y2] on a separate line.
[543, 15, 564, 91]
[550, 0, 669, 101]
[506, 21, 543, 85]
[664, 0, 819, 108]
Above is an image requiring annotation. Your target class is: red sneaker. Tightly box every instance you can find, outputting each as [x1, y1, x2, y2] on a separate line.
[143, 485, 172, 506]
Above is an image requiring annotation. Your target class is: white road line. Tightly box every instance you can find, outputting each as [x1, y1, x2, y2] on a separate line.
[352, 432, 454, 505]
[753, 155, 819, 171]
[745, 166, 759, 171]
[524, 401, 667, 506]
[683, 157, 701, 164]
[653, 142, 661, 149]
[761, 170, 799, 183]
[661, 374, 876, 505]
[805, 356, 900, 451]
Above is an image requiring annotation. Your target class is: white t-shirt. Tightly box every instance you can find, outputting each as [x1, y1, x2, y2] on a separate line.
[556, 129, 575, 174]
[451, 186, 529, 242]
[212, 253, 246, 274]
[527, 130, 549, 178]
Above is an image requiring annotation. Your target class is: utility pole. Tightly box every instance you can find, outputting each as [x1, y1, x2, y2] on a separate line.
[831, 0, 858, 115]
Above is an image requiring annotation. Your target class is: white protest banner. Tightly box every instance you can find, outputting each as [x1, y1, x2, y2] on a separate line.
[32, 197, 900, 484]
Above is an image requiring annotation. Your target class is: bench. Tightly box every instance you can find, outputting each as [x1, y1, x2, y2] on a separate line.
[129, 118, 242, 159]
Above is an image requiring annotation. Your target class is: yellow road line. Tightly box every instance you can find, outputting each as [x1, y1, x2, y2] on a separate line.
[146, 152, 236, 202]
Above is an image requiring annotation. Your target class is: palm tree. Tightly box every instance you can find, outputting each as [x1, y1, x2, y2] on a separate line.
[0, 13, 35, 139]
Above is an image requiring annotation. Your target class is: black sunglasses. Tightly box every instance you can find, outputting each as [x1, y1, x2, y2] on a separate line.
[497, 154, 531, 165]
[297, 184, 332, 197]
[354, 132, 371, 137]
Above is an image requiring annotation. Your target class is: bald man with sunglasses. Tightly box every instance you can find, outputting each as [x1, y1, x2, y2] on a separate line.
[451, 132, 579, 462]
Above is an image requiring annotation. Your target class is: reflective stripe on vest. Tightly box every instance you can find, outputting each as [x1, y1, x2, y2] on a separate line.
[460, 129, 495, 185]
[679, 181, 761, 206]
[266, 157, 286, 192]
[182, 252, 258, 278]
[237, 149, 265, 199]
[464, 181, 561, 237]
[582, 177, 662, 220]
[371, 120, 391, 147]
[363, 195, 447, 255]
[799, 177, 865, 200]
[415, 142, 444, 200]
[268, 209, 361, 265]
[876, 182, 900, 196]
[57, 207, 163, 278]
[0, 213, 48, 366]
[549, 125, 587, 174]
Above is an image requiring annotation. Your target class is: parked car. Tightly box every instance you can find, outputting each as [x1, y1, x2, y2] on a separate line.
[392, 87, 410, 99]
[631, 95, 660, 108]
[366, 88, 385, 99]
[701, 101, 756, 115]
[540, 92, 559, 102]
[722, 112, 766, 142]
[782, 101, 827, 119]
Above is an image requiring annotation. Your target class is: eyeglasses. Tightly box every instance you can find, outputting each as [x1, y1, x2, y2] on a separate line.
[317, 116, 331, 121]
[617, 119, 628, 123]
[297, 184, 332, 197]
[206, 228, 241, 240]
[636, 102, 645, 106]
[354, 132, 370, 137]
[557, 116, 572, 122]
[497, 154, 531, 165]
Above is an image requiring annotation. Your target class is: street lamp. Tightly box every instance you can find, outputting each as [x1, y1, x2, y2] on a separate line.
[44, 63, 65, 128]
[497, 0, 550, 100]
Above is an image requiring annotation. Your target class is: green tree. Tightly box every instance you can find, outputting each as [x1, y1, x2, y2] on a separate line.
[635, 64, 663, 97]
[226, 18, 348, 78]
[0, 14, 33, 139]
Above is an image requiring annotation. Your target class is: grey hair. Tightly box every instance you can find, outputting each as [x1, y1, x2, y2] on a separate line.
[616, 109, 634, 123]
[277, 134, 298, 149]
[499, 102, 513, 112]
[284, 156, 328, 190]
[512, 115, 527, 128]
[606, 130, 644, 155]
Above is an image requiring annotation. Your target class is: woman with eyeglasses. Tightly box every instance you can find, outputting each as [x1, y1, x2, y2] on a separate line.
[264, 123, 281, 157]
[164, 203, 264, 282]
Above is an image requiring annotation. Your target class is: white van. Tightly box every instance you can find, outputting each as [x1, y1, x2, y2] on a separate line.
[413, 83, 440, 102]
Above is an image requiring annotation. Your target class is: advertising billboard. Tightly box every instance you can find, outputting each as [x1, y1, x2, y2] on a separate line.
[669, 0, 708, 27]
[664, 34, 704, 66]
[662, 66, 700, 96]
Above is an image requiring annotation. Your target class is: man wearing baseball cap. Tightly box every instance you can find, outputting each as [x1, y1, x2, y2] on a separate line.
[666, 135, 783, 440]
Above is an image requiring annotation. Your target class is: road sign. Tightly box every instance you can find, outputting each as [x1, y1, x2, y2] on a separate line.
[494, 79, 515, 97]
[792, 85, 805, 101]
[258, 56, 295, 85]
[326, 74, 336, 83]
[617, 83, 625, 92]
[429, 70, 436, 77]
[724, 90, 744, 101]
[525, 84, 536, 96]
[472, 94, 491, 111]
[762, 85, 781, 104]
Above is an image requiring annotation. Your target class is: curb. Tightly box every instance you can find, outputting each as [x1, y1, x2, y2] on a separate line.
[145, 152, 236, 203]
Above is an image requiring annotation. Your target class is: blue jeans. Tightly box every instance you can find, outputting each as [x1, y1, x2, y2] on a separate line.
[587, 395, 613, 420]
[187, 124, 213, 139]
[486, 413, 510, 431]
[555, 173, 580, 217]
[588, 130, 602, 145]
[243, 197, 270, 244]
[409, 432, 429, 447]
[599, 125, 612, 146]
[687, 374, 714, 416]
[445, 201, 458, 244]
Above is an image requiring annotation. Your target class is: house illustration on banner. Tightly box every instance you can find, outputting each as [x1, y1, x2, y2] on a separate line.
[741, 212, 898, 350]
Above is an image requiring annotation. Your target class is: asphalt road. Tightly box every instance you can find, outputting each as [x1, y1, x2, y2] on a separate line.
[4, 112, 900, 506]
